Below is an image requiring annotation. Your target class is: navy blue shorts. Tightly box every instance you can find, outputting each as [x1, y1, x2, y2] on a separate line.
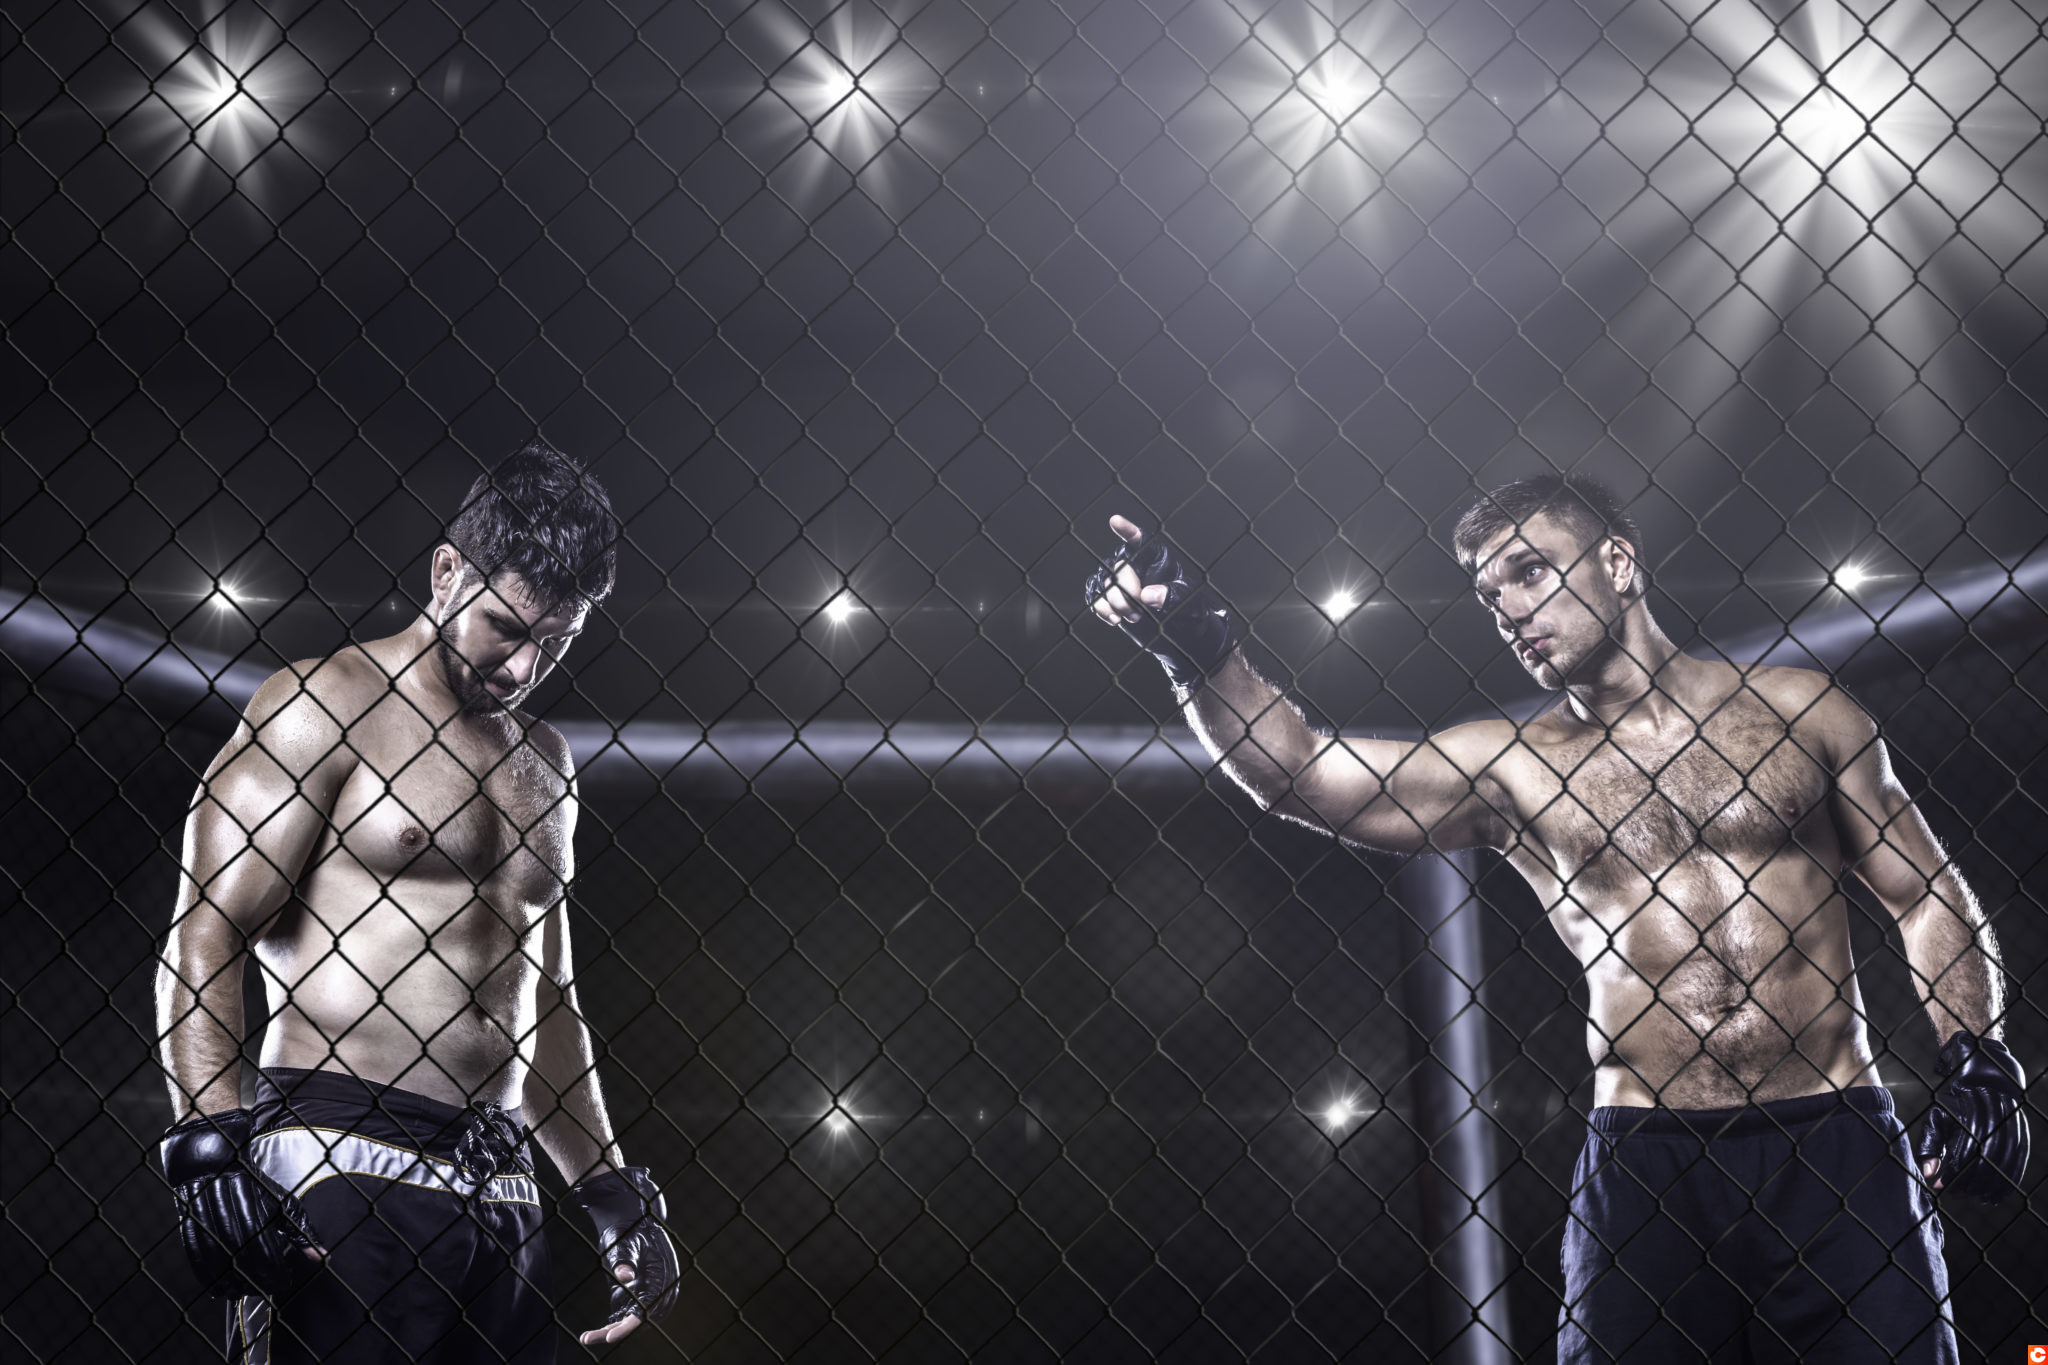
[1558, 1086, 1955, 1364]
[227, 1068, 554, 1364]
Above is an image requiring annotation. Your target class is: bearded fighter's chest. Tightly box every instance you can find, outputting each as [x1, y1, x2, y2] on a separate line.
[1526, 722, 1831, 893]
[327, 744, 567, 893]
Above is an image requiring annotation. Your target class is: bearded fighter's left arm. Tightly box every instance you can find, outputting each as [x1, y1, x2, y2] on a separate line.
[520, 754, 618, 1184]
[520, 754, 680, 1343]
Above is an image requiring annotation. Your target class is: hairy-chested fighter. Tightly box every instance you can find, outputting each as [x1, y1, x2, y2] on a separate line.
[157, 443, 677, 1363]
[1087, 474, 2025, 1363]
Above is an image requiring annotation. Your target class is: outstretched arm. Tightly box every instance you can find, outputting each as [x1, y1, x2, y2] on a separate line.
[1087, 514, 1514, 855]
[1187, 653, 1514, 855]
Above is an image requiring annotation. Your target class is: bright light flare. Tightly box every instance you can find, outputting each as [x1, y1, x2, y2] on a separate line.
[771, 6, 935, 174]
[155, 38, 285, 174]
[1213, 1, 1420, 186]
[119, 6, 318, 191]
[823, 593, 859, 625]
[1315, 1088, 1373, 1134]
[1323, 590, 1359, 621]
[1829, 562, 1870, 593]
[823, 1104, 856, 1137]
[1299, 46, 1380, 130]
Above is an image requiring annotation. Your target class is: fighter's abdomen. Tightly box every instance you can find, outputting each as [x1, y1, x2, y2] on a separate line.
[1568, 869, 1872, 1108]
[252, 862, 543, 1109]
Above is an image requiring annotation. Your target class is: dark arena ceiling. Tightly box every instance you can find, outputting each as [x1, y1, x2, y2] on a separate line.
[4, 0, 2041, 747]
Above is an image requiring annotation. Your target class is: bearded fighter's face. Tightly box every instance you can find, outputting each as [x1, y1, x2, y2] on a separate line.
[431, 565, 586, 715]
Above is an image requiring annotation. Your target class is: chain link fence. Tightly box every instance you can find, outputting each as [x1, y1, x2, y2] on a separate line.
[4, 0, 2044, 1359]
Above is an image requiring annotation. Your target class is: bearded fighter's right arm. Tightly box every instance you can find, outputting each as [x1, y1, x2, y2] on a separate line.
[1086, 515, 1513, 855]
[157, 668, 355, 1120]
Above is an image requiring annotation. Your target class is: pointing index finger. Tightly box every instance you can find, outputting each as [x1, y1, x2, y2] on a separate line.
[1108, 514, 1144, 545]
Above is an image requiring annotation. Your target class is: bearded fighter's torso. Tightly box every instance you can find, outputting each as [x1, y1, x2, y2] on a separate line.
[251, 656, 573, 1109]
[1497, 670, 1876, 1108]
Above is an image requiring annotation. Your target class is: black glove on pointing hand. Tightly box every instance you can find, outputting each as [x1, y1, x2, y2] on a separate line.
[1915, 1031, 2029, 1200]
[569, 1166, 680, 1331]
[1084, 532, 1241, 694]
[161, 1108, 322, 1299]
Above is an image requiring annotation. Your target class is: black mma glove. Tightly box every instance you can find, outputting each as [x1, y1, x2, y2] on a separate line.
[568, 1166, 680, 1332]
[160, 1108, 322, 1299]
[1083, 531, 1241, 693]
[1915, 1031, 2029, 1200]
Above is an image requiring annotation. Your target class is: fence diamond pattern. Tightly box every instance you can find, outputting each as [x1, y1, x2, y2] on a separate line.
[3, 0, 2043, 1360]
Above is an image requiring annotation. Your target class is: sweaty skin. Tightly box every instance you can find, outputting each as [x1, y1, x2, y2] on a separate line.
[1092, 514, 2004, 1139]
[158, 545, 651, 1345]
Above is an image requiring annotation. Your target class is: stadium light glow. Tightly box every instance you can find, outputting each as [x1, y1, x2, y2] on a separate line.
[773, 7, 937, 177]
[1210, 0, 1423, 192]
[1317, 1088, 1373, 1134]
[154, 24, 286, 174]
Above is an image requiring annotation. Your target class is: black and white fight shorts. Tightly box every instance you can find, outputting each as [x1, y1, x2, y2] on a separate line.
[1559, 1085, 1955, 1364]
[226, 1068, 554, 1364]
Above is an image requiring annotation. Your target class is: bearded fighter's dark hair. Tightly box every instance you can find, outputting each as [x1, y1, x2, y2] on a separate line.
[443, 440, 618, 606]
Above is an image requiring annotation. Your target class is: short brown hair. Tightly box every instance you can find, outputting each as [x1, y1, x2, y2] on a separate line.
[1453, 473, 1644, 593]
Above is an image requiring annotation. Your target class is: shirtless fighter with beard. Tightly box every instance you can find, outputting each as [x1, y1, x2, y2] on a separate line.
[1087, 474, 2026, 1362]
[157, 444, 677, 1362]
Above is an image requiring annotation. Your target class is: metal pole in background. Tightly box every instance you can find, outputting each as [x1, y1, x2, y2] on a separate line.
[1397, 850, 1513, 1365]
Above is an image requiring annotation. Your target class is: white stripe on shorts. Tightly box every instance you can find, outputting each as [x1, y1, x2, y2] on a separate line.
[247, 1126, 540, 1205]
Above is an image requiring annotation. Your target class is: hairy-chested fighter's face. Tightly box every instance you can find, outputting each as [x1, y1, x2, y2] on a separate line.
[1471, 514, 1634, 691]
[430, 558, 587, 715]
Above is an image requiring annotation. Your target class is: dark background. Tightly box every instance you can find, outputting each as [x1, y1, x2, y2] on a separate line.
[3, 0, 2043, 1359]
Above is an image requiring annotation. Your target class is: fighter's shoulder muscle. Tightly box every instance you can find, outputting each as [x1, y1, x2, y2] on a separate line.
[228, 649, 384, 779]
[1736, 663, 1876, 769]
[514, 713, 577, 785]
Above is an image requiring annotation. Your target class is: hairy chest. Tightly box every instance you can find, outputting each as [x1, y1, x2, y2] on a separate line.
[1523, 714, 1833, 895]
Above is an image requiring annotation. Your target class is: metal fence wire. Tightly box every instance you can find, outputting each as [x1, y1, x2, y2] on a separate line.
[3, 0, 2044, 1359]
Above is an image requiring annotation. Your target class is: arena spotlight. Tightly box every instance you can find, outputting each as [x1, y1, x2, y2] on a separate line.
[1317, 1089, 1373, 1134]
[1323, 590, 1360, 621]
[823, 592, 860, 625]
[151, 20, 290, 176]
[1300, 46, 1379, 132]
[1706, 0, 2033, 273]
[823, 1104, 855, 1136]
[1215, 0, 1419, 189]
[773, 8, 934, 173]
[1829, 562, 1870, 593]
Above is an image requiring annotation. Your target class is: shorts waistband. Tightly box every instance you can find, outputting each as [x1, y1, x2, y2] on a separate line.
[252, 1068, 525, 1156]
[1588, 1084, 1895, 1141]
[246, 1127, 542, 1206]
